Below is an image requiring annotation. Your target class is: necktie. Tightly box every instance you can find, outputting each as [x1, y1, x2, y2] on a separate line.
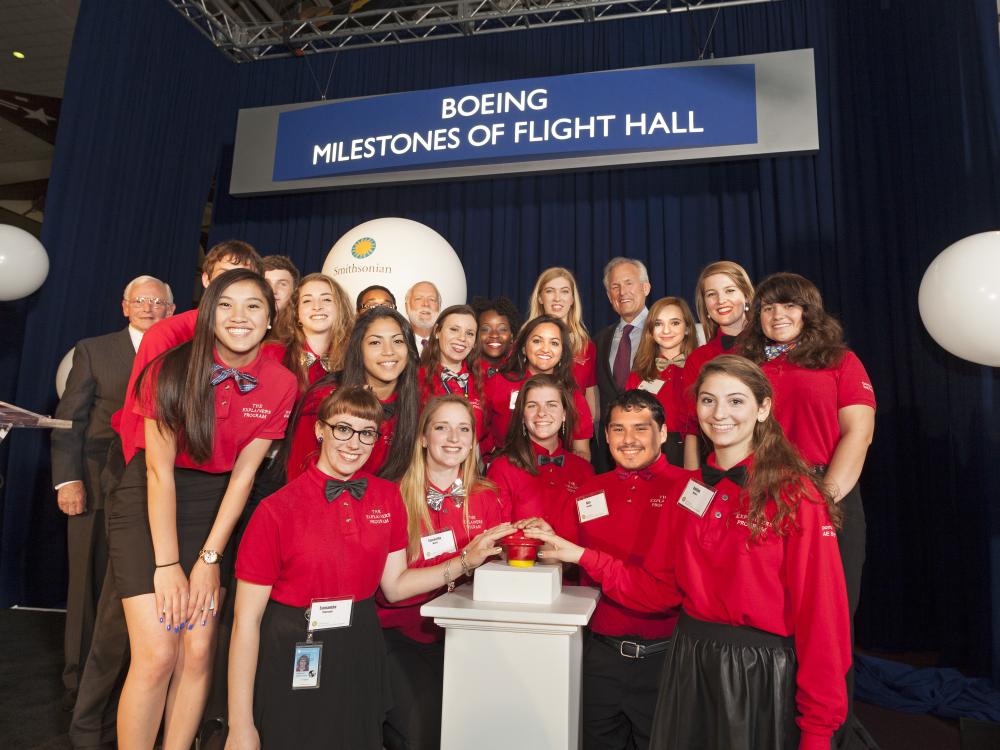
[210, 364, 258, 393]
[764, 341, 798, 361]
[301, 351, 332, 372]
[325, 477, 368, 501]
[537, 454, 565, 467]
[421, 338, 429, 349]
[612, 324, 634, 391]
[440, 368, 470, 395]
[700, 463, 748, 487]
[615, 467, 655, 481]
[426, 480, 466, 511]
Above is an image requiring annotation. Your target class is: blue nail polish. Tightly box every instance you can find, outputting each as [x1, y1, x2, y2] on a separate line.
[187, 623, 194, 630]
[159, 617, 164, 624]
[165, 624, 170, 632]
[174, 626, 180, 633]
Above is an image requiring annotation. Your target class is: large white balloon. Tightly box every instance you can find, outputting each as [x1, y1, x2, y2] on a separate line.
[55, 347, 76, 398]
[0, 224, 50, 301]
[918, 231, 1000, 366]
[322, 218, 467, 310]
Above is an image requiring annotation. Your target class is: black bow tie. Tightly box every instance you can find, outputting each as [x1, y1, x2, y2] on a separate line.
[325, 478, 368, 502]
[720, 334, 737, 351]
[537, 454, 565, 467]
[382, 401, 396, 419]
[700, 464, 748, 488]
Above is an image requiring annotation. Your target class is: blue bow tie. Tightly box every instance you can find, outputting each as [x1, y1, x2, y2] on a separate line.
[210, 364, 258, 393]
[764, 341, 798, 361]
[440, 368, 470, 394]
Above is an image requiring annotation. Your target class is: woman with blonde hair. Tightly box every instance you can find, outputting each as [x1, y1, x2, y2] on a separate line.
[277, 273, 354, 391]
[378, 395, 510, 750]
[528, 267, 598, 425]
[626, 296, 698, 466]
[681, 260, 755, 468]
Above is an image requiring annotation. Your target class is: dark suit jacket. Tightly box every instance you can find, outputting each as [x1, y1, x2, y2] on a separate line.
[51, 328, 135, 500]
[592, 323, 621, 472]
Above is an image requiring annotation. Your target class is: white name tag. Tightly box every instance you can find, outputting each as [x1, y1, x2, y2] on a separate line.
[509, 389, 520, 410]
[577, 492, 610, 523]
[677, 479, 716, 517]
[638, 379, 664, 394]
[308, 598, 353, 631]
[420, 528, 458, 561]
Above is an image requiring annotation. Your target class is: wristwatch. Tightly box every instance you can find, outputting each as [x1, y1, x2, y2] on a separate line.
[198, 549, 222, 565]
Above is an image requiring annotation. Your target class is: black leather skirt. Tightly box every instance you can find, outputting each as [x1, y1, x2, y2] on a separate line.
[650, 611, 800, 750]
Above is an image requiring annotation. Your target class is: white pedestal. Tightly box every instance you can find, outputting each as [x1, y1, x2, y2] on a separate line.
[473, 560, 562, 604]
[421, 582, 600, 750]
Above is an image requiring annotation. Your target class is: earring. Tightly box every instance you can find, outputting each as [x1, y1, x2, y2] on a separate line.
[267, 323, 272, 330]
[317, 435, 324, 443]
[744, 303, 750, 313]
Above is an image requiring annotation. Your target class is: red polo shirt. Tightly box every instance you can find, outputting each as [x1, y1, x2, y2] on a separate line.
[762, 351, 876, 466]
[418, 362, 487, 441]
[678, 330, 740, 435]
[236, 465, 408, 606]
[135, 348, 296, 473]
[572, 339, 597, 390]
[487, 441, 594, 535]
[570, 455, 686, 640]
[625, 363, 687, 434]
[579, 453, 850, 748]
[376, 484, 508, 643]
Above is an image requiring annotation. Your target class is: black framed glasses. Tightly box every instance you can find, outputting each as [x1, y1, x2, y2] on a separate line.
[321, 420, 380, 445]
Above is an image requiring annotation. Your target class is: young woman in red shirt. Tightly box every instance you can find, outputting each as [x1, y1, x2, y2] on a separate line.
[626, 296, 699, 467]
[528, 355, 851, 750]
[108, 269, 297, 750]
[276, 273, 354, 391]
[472, 295, 521, 375]
[486, 373, 594, 527]
[379, 395, 510, 750]
[228, 388, 512, 749]
[527, 267, 599, 428]
[681, 261, 755, 469]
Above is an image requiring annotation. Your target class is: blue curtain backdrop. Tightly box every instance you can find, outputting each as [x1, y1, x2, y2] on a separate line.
[2, 0, 999, 679]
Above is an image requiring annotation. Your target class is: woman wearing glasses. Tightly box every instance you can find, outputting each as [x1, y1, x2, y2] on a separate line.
[228, 388, 512, 749]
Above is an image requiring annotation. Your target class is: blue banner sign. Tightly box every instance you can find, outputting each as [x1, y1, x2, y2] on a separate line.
[272, 64, 757, 181]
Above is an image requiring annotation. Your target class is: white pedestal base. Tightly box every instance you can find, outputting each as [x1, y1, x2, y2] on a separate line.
[422, 584, 600, 750]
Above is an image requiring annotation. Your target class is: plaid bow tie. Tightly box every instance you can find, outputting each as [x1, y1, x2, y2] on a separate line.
[325, 478, 368, 502]
[615, 467, 656, 481]
[764, 341, 798, 361]
[537, 454, 565, 467]
[301, 351, 332, 372]
[700, 463, 748, 488]
[426, 480, 466, 511]
[210, 364, 258, 393]
[440, 368, 470, 395]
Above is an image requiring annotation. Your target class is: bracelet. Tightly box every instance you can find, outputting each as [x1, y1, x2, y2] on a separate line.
[155, 561, 179, 569]
[443, 560, 456, 593]
[459, 549, 471, 578]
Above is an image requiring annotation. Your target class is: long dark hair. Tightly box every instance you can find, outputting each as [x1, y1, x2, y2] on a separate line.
[305, 306, 419, 482]
[694, 355, 840, 540]
[418, 304, 484, 404]
[499, 315, 577, 393]
[138, 269, 275, 463]
[501, 374, 578, 474]
[740, 273, 848, 369]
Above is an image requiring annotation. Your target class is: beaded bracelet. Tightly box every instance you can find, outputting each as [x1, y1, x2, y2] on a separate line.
[443, 560, 456, 593]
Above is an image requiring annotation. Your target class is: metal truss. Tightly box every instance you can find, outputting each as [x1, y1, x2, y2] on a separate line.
[168, 0, 782, 61]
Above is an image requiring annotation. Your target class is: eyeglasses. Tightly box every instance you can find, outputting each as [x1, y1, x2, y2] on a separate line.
[321, 420, 380, 445]
[361, 301, 396, 311]
[125, 296, 168, 309]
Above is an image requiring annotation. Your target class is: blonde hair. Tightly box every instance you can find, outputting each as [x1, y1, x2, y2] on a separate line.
[398, 396, 494, 561]
[527, 267, 590, 358]
[278, 273, 355, 390]
[632, 296, 698, 381]
[694, 261, 755, 342]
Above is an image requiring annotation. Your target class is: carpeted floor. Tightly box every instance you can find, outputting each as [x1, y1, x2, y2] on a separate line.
[0, 607, 971, 750]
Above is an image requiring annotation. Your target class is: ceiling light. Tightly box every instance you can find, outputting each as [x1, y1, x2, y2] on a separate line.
[12, 51, 25, 59]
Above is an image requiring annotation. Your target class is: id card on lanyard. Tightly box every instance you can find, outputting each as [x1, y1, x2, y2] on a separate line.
[293, 597, 354, 690]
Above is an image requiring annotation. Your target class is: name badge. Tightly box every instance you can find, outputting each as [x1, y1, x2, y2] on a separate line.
[308, 598, 353, 631]
[292, 642, 323, 689]
[677, 479, 716, 517]
[509, 389, 520, 410]
[420, 528, 458, 561]
[577, 492, 610, 523]
[638, 379, 664, 394]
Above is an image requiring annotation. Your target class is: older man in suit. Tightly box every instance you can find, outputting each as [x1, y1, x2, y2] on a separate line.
[593, 257, 652, 472]
[51, 275, 174, 708]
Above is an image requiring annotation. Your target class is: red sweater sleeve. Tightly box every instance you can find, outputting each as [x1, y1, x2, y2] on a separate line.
[578, 546, 681, 614]
[784, 491, 851, 748]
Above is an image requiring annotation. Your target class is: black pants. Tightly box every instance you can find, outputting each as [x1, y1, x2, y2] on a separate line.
[582, 631, 667, 750]
[382, 628, 445, 750]
[837, 484, 866, 730]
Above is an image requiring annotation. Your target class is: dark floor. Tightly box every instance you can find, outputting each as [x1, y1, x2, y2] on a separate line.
[0, 607, 974, 750]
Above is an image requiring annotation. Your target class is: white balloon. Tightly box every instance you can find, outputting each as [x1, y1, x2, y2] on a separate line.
[322, 218, 467, 311]
[55, 347, 75, 398]
[918, 231, 1000, 366]
[0, 224, 50, 301]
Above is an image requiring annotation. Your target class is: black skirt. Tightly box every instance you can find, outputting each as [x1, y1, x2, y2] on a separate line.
[254, 598, 391, 749]
[650, 612, 800, 750]
[662, 431, 685, 468]
[106, 451, 231, 598]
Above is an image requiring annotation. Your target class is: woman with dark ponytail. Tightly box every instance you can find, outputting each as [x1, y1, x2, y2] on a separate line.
[527, 356, 851, 749]
[107, 269, 297, 750]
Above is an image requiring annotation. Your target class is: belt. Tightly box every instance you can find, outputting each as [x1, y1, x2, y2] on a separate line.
[591, 632, 670, 659]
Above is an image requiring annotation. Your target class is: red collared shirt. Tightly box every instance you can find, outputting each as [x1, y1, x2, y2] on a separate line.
[625, 363, 687, 434]
[418, 361, 487, 441]
[678, 330, 741, 435]
[762, 351, 876, 466]
[376, 484, 508, 642]
[236, 465, 408, 607]
[487, 441, 594, 535]
[579, 453, 850, 747]
[135, 348, 296, 473]
[572, 339, 597, 390]
[570, 455, 687, 640]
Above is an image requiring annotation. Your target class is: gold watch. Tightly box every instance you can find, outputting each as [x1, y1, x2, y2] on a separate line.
[198, 549, 222, 565]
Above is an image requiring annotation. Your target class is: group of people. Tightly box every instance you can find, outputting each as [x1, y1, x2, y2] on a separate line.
[52, 240, 875, 750]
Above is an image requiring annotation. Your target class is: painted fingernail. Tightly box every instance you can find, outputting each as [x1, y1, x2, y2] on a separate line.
[159, 616, 164, 623]
[187, 623, 194, 630]
[174, 626, 180, 633]
[165, 624, 171, 631]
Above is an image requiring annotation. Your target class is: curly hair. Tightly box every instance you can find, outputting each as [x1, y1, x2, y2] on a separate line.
[739, 273, 848, 369]
[472, 295, 522, 338]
